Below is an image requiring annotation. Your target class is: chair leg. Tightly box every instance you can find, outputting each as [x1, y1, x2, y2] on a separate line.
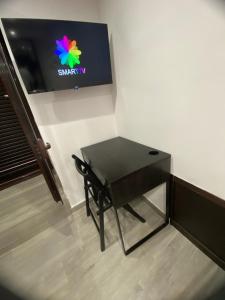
[84, 180, 90, 217]
[114, 208, 126, 255]
[99, 193, 105, 251]
[123, 204, 146, 223]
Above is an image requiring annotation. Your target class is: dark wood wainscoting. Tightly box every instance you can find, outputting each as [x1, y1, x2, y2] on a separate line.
[171, 176, 225, 270]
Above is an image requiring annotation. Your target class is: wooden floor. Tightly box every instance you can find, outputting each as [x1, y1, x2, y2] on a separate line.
[0, 175, 225, 300]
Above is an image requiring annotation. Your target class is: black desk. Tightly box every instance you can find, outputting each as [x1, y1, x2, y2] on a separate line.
[81, 137, 171, 254]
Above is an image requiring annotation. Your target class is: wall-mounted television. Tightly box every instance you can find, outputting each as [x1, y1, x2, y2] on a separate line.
[1, 18, 112, 94]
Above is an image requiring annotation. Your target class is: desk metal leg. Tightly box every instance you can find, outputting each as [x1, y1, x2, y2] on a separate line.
[115, 206, 168, 255]
[115, 178, 171, 255]
[123, 204, 146, 223]
[114, 208, 126, 254]
[166, 177, 171, 224]
[99, 193, 105, 251]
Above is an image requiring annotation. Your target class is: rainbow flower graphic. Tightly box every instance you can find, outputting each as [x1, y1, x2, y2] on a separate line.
[55, 35, 82, 68]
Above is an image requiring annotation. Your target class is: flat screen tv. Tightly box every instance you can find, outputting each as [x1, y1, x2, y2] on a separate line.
[1, 18, 112, 94]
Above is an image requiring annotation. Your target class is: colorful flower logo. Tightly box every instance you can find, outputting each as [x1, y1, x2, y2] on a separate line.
[55, 35, 82, 68]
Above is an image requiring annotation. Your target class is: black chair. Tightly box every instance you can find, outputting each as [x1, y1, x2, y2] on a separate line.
[72, 154, 146, 252]
[72, 154, 112, 251]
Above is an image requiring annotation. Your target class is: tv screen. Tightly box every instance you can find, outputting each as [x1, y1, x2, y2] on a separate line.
[1, 18, 112, 94]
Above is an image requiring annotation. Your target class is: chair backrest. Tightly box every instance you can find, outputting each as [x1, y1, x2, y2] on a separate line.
[72, 154, 104, 193]
[72, 154, 88, 177]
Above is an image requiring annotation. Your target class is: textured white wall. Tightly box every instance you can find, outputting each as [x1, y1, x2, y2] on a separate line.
[0, 0, 117, 207]
[100, 0, 225, 202]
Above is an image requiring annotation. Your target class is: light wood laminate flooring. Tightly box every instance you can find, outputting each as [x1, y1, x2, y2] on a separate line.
[0, 175, 225, 300]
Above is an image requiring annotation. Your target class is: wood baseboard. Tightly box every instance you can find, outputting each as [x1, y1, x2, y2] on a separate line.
[171, 176, 225, 270]
[71, 200, 85, 213]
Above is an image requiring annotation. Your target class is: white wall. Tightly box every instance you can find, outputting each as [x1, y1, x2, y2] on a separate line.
[2, 0, 225, 208]
[100, 0, 225, 201]
[0, 0, 117, 207]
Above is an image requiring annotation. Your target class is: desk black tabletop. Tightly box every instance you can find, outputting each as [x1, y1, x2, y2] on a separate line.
[81, 137, 171, 185]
